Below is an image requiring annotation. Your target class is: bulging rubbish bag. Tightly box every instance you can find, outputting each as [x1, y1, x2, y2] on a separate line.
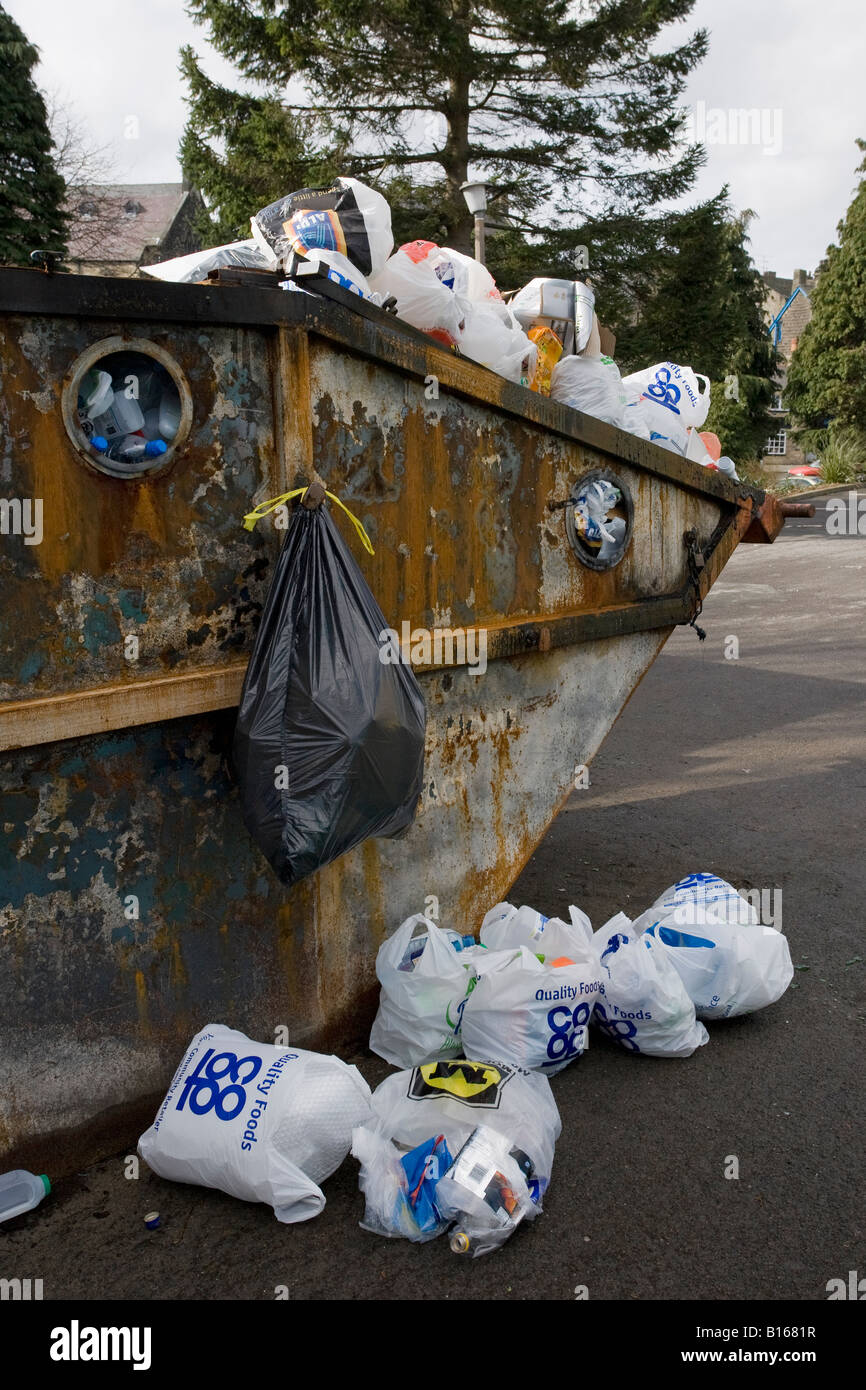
[233, 503, 426, 885]
[251, 176, 393, 276]
[369, 914, 479, 1068]
[353, 1057, 560, 1253]
[138, 1025, 373, 1223]
[633, 875, 793, 1019]
[621, 362, 711, 435]
[550, 353, 628, 427]
[593, 914, 709, 1057]
[637, 872, 759, 929]
[458, 299, 536, 385]
[461, 941, 604, 1075]
[369, 241, 469, 345]
[480, 901, 593, 963]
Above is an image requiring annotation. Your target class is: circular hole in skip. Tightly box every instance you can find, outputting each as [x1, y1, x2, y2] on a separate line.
[564, 469, 634, 571]
[64, 340, 191, 479]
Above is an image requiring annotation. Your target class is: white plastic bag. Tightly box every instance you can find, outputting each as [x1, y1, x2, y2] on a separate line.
[354, 1057, 560, 1255]
[636, 873, 759, 930]
[593, 913, 709, 1057]
[621, 397, 686, 452]
[351, 1127, 452, 1243]
[369, 914, 478, 1068]
[550, 353, 628, 426]
[251, 176, 393, 275]
[364, 1057, 560, 1197]
[641, 919, 793, 1020]
[461, 941, 604, 1074]
[457, 299, 536, 384]
[142, 240, 272, 282]
[435, 1124, 537, 1257]
[369, 243, 469, 345]
[621, 362, 711, 434]
[632, 875, 793, 1020]
[480, 901, 593, 961]
[138, 1024, 372, 1222]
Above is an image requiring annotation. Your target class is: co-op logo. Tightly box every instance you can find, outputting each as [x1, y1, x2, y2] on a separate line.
[176, 1048, 263, 1120]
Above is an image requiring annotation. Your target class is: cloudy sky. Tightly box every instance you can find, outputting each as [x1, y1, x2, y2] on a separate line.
[10, 0, 866, 277]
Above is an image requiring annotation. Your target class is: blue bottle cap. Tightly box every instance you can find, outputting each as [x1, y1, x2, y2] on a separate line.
[144, 439, 168, 457]
[91, 436, 108, 453]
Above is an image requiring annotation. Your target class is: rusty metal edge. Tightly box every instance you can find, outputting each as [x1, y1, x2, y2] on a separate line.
[0, 590, 708, 753]
[0, 268, 757, 509]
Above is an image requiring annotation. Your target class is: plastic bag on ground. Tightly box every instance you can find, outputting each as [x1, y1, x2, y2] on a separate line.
[138, 1024, 372, 1223]
[369, 914, 478, 1068]
[636, 873, 759, 930]
[359, 1057, 560, 1236]
[142, 239, 272, 283]
[632, 875, 793, 1020]
[233, 503, 426, 885]
[550, 353, 628, 427]
[251, 176, 393, 275]
[480, 901, 593, 961]
[368, 242, 469, 346]
[351, 1127, 452, 1242]
[436, 1124, 537, 1257]
[461, 941, 603, 1074]
[593, 913, 709, 1057]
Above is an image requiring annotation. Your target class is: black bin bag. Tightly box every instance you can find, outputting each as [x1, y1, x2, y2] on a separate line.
[233, 504, 426, 885]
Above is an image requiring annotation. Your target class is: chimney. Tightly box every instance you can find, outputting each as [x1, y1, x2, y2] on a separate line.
[792, 268, 807, 288]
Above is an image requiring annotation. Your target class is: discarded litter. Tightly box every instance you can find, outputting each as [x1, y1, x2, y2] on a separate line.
[234, 493, 426, 885]
[369, 914, 479, 1068]
[368, 241, 469, 346]
[0, 1169, 51, 1222]
[630, 874, 794, 1019]
[142, 239, 272, 283]
[509, 278, 596, 357]
[593, 913, 709, 1057]
[550, 353, 630, 428]
[461, 941, 603, 1075]
[138, 1024, 372, 1223]
[437, 1125, 537, 1257]
[76, 354, 182, 465]
[251, 176, 393, 277]
[144, 1211, 160, 1230]
[352, 1057, 560, 1256]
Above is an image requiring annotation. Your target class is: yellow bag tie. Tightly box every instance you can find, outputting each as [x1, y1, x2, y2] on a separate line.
[243, 487, 375, 555]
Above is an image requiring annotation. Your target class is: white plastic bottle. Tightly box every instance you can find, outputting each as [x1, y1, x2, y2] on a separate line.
[0, 1170, 51, 1222]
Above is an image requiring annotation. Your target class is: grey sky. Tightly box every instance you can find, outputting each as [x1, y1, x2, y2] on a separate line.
[10, 0, 866, 277]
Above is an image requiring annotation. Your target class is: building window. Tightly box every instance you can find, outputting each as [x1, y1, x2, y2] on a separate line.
[764, 430, 787, 456]
[771, 392, 784, 411]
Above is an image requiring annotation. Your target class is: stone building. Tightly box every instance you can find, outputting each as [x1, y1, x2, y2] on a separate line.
[64, 183, 205, 278]
[762, 267, 818, 470]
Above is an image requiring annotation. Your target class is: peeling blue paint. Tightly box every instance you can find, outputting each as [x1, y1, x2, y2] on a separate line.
[82, 597, 122, 656]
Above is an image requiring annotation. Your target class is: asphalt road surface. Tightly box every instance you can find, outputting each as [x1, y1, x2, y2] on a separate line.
[5, 488, 864, 1303]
